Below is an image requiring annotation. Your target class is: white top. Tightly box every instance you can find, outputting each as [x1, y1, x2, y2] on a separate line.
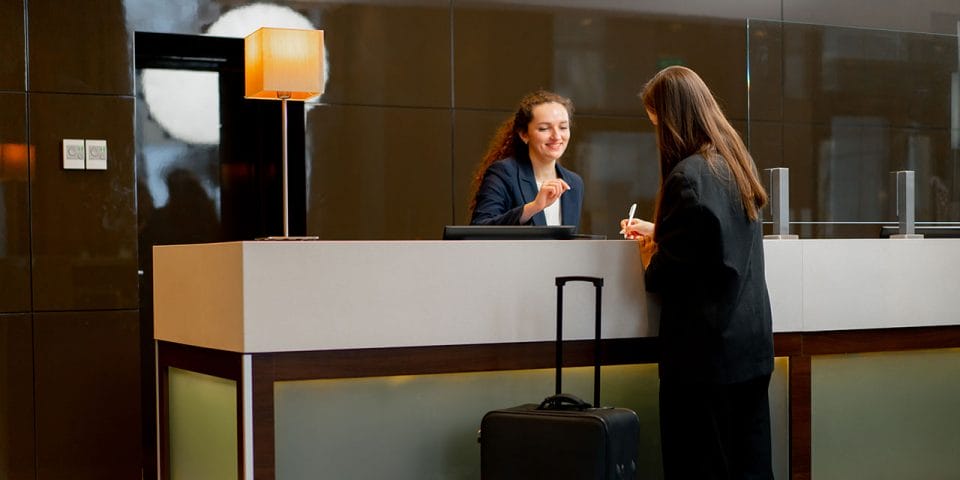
[153, 239, 960, 354]
[153, 240, 651, 353]
[537, 181, 562, 225]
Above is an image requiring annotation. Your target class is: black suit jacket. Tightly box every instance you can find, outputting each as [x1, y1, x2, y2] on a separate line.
[470, 156, 584, 230]
[646, 154, 773, 384]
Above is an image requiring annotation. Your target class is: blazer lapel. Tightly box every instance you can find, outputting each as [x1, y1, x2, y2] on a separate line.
[557, 164, 575, 226]
[518, 159, 545, 225]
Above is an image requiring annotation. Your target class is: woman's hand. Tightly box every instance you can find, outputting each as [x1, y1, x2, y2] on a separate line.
[619, 218, 656, 267]
[619, 218, 655, 240]
[521, 179, 571, 223]
[637, 234, 656, 268]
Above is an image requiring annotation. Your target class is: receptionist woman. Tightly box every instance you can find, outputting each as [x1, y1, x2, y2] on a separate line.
[469, 90, 583, 229]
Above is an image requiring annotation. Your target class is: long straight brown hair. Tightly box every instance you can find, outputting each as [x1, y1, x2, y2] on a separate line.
[641, 66, 766, 222]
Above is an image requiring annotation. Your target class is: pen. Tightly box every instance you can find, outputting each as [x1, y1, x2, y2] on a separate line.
[620, 203, 637, 237]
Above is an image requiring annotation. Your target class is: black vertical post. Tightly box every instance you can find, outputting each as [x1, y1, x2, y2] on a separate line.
[555, 282, 563, 397]
[594, 283, 602, 408]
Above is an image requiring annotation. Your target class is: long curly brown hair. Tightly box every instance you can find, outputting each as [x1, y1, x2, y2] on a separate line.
[468, 90, 575, 216]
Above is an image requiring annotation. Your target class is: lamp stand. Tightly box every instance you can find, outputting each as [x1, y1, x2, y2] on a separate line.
[260, 93, 318, 241]
[282, 95, 289, 236]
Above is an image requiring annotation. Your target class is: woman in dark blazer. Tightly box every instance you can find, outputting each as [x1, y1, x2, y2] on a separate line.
[622, 66, 775, 479]
[469, 90, 584, 230]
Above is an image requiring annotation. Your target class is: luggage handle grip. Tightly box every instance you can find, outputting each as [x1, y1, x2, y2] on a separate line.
[554, 276, 603, 408]
[537, 393, 592, 411]
[555, 276, 604, 288]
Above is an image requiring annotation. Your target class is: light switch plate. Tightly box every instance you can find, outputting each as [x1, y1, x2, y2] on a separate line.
[62, 139, 85, 170]
[85, 139, 107, 170]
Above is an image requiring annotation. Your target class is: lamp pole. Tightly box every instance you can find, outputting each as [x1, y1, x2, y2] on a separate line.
[280, 92, 290, 237]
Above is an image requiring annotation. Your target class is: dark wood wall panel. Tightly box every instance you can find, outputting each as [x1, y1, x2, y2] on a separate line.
[317, 2, 451, 108]
[305, 105, 453, 239]
[0, 314, 35, 480]
[26, 0, 131, 95]
[28, 93, 137, 311]
[0, 93, 31, 313]
[34, 310, 140, 480]
[0, 0, 25, 91]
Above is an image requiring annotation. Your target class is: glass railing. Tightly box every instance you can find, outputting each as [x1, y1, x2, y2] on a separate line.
[747, 19, 960, 238]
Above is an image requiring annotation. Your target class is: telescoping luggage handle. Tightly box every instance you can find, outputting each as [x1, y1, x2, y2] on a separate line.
[554, 276, 603, 408]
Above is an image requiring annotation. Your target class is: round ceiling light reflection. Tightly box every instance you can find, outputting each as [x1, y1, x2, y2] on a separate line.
[141, 3, 317, 145]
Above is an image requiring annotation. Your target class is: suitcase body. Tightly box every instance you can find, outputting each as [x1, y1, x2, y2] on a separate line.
[479, 276, 641, 480]
[480, 400, 640, 479]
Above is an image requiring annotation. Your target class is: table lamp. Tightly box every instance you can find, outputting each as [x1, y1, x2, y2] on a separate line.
[244, 27, 324, 239]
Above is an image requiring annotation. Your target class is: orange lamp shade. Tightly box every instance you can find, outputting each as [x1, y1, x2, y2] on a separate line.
[244, 27, 324, 101]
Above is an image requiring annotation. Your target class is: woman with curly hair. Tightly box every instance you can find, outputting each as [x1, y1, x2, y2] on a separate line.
[469, 90, 583, 229]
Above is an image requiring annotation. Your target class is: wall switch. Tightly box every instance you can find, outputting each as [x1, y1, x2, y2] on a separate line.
[85, 139, 107, 170]
[62, 139, 85, 170]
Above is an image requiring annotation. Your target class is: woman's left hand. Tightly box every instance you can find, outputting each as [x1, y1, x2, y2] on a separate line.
[637, 235, 656, 269]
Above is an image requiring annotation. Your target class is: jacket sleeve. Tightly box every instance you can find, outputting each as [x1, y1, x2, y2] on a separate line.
[470, 162, 526, 225]
[644, 172, 720, 294]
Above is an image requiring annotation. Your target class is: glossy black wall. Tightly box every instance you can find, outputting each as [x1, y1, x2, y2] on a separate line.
[1, 0, 140, 478]
[0, 0, 25, 92]
[1, 1, 958, 479]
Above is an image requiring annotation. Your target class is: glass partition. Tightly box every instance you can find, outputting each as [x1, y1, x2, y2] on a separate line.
[274, 360, 790, 480]
[747, 20, 960, 238]
[168, 367, 238, 479]
[811, 349, 960, 478]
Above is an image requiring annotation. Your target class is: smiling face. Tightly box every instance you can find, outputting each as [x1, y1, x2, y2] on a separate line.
[519, 102, 570, 164]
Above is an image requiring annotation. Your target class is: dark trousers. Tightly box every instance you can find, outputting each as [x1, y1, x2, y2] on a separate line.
[659, 374, 774, 480]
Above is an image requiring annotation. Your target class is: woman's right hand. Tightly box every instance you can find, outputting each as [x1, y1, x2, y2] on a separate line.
[620, 218, 654, 240]
[533, 179, 570, 210]
[521, 179, 571, 222]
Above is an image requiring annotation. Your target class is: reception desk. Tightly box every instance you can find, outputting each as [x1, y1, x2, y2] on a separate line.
[154, 239, 960, 480]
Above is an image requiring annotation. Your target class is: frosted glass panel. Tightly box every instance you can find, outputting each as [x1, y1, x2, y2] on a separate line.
[812, 349, 960, 479]
[168, 367, 238, 480]
[276, 362, 789, 479]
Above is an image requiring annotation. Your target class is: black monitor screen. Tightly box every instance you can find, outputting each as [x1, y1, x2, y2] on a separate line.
[442, 225, 576, 240]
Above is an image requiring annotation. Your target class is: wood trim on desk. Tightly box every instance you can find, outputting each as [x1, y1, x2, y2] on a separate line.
[802, 325, 960, 355]
[267, 337, 660, 381]
[789, 355, 812, 480]
[252, 355, 276, 480]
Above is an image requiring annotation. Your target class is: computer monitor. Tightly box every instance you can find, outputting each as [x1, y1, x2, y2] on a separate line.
[442, 225, 576, 240]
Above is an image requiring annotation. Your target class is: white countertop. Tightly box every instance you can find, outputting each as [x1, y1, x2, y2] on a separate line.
[153, 239, 960, 353]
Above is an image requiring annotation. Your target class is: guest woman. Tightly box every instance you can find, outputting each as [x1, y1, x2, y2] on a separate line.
[622, 66, 775, 479]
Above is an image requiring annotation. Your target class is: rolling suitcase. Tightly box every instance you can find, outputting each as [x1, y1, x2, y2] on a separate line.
[479, 276, 640, 480]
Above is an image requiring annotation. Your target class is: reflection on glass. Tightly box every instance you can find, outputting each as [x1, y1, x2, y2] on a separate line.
[748, 20, 960, 232]
[137, 70, 221, 219]
[0, 143, 29, 258]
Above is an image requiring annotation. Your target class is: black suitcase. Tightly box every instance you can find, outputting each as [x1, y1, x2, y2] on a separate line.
[479, 276, 640, 480]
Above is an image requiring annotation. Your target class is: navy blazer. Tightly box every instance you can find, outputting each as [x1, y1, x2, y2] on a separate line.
[470, 156, 584, 230]
[646, 154, 774, 384]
